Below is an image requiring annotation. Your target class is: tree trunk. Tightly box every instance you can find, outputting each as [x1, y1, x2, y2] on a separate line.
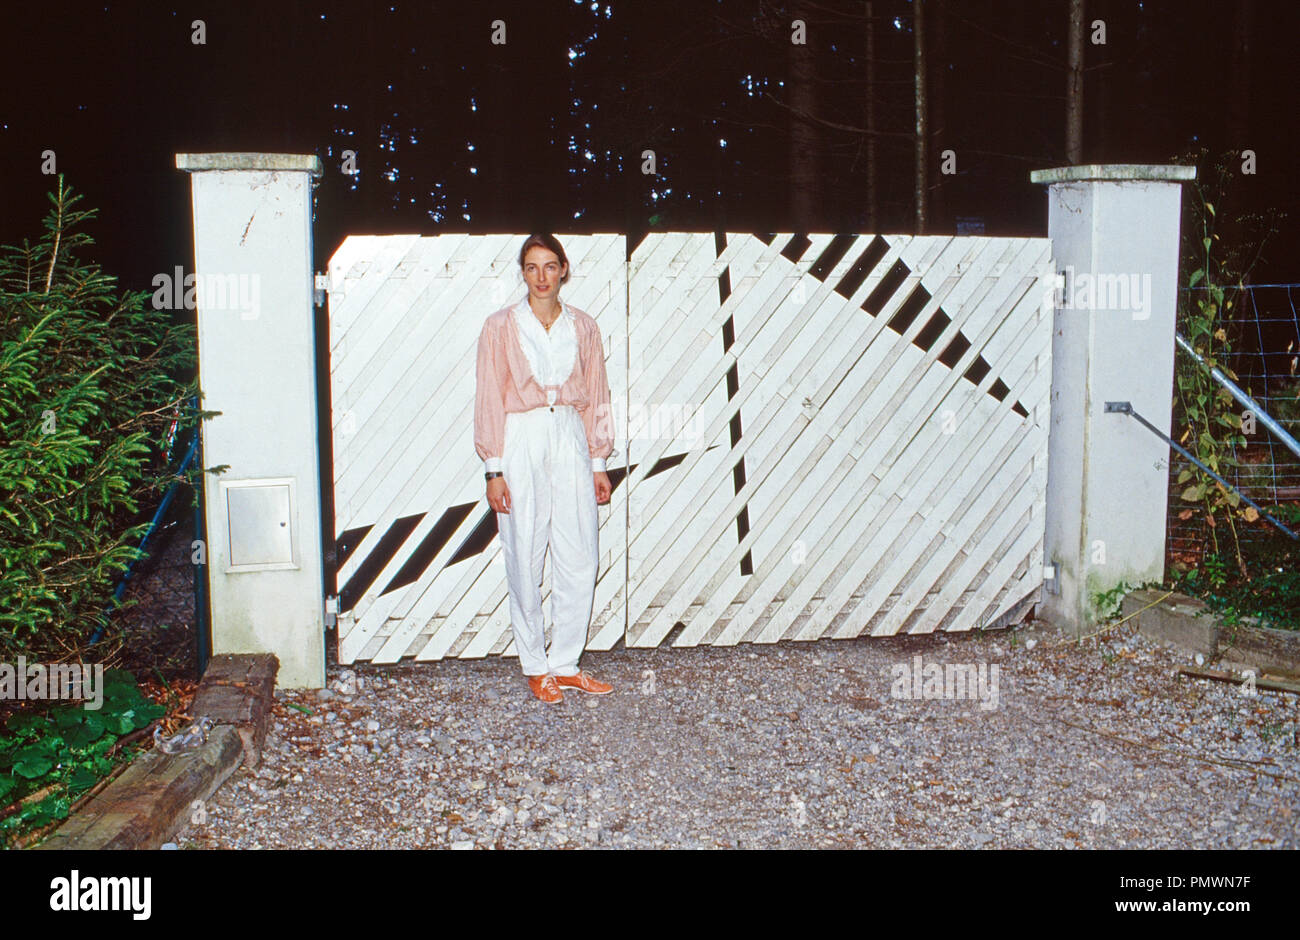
[866, 0, 878, 231]
[489, 59, 510, 228]
[1226, 0, 1254, 149]
[928, 0, 947, 231]
[1066, 0, 1085, 163]
[1221, 0, 1254, 339]
[913, 0, 927, 234]
[788, 10, 819, 231]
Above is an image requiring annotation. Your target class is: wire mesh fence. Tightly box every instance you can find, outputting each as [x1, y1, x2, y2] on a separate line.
[1168, 283, 1300, 570]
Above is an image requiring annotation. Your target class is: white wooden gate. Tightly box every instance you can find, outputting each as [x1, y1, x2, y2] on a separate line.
[326, 232, 1054, 664]
[326, 234, 627, 664]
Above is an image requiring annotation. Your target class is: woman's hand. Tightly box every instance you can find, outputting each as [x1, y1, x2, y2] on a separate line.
[487, 477, 511, 513]
[594, 471, 611, 504]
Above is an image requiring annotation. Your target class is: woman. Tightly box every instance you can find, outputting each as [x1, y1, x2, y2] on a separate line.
[474, 234, 615, 703]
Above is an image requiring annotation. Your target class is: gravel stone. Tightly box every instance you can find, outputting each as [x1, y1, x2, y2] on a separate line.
[170, 620, 1300, 849]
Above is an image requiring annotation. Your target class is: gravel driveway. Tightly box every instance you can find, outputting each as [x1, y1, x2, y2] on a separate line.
[171, 619, 1298, 849]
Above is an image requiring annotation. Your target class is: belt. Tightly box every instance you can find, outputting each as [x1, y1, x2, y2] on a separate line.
[510, 402, 571, 416]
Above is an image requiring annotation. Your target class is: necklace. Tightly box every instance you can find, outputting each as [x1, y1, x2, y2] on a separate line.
[532, 302, 561, 332]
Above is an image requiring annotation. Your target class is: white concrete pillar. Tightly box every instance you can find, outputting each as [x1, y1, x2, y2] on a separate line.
[176, 153, 325, 688]
[1030, 164, 1196, 634]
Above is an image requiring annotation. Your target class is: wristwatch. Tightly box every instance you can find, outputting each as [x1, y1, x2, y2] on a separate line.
[485, 471, 504, 480]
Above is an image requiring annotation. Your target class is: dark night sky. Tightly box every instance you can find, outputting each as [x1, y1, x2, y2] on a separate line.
[2, 0, 1297, 292]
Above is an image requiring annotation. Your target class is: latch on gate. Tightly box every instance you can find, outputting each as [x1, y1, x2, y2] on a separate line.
[324, 594, 340, 628]
[314, 273, 329, 308]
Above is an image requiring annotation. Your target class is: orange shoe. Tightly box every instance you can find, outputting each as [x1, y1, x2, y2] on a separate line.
[527, 674, 564, 703]
[553, 671, 612, 695]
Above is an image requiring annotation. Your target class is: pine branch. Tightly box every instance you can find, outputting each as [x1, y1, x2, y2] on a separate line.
[43, 177, 65, 296]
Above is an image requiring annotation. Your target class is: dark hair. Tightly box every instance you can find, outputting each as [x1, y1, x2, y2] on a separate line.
[518, 233, 570, 285]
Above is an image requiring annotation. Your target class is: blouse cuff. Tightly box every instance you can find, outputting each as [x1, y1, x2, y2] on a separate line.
[484, 457, 503, 473]
[591, 457, 607, 473]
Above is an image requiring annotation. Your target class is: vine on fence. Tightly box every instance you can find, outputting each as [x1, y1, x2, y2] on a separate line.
[1172, 150, 1282, 577]
[1168, 149, 1297, 630]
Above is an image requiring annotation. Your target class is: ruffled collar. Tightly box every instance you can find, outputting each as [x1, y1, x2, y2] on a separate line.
[513, 297, 573, 328]
[508, 297, 578, 388]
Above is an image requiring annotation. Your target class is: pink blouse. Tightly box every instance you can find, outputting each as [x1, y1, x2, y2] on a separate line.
[475, 298, 614, 473]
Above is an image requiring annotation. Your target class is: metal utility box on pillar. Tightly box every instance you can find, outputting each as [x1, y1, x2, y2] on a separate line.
[176, 152, 326, 689]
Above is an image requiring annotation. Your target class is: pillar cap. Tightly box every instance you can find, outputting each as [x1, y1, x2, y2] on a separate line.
[1030, 164, 1196, 184]
[175, 152, 324, 177]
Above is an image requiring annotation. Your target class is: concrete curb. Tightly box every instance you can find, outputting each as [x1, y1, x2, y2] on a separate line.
[1122, 589, 1300, 678]
[35, 653, 278, 850]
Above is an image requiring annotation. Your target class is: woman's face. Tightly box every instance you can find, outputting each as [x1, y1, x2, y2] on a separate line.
[522, 246, 567, 302]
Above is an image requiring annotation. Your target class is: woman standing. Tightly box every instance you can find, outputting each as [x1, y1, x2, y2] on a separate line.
[474, 234, 615, 703]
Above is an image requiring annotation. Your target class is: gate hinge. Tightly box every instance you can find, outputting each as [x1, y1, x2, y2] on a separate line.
[324, 594, 340, 628]
[314, 273, 329, 308]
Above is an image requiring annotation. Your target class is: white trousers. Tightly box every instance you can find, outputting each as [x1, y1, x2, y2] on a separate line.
[496, 404, 599, 677]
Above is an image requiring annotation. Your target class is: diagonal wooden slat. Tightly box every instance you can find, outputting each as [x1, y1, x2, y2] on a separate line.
[626, 234, 934, 646]
[625, 234, 1052, 646]
[714, 239, 1034, 645]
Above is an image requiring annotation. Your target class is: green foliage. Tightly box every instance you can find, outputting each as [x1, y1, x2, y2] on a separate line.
[1170, 149, 1287, 597]
[0, 176, 199, 659]
[1091, 579, 1140, 622]
[1172, 154, 1252, 565]
[0, 669, 165, 846]
[1169, 530, 1300, 632]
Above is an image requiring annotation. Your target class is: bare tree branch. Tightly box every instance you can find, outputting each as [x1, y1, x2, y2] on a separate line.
[764, 91, 912, 137]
